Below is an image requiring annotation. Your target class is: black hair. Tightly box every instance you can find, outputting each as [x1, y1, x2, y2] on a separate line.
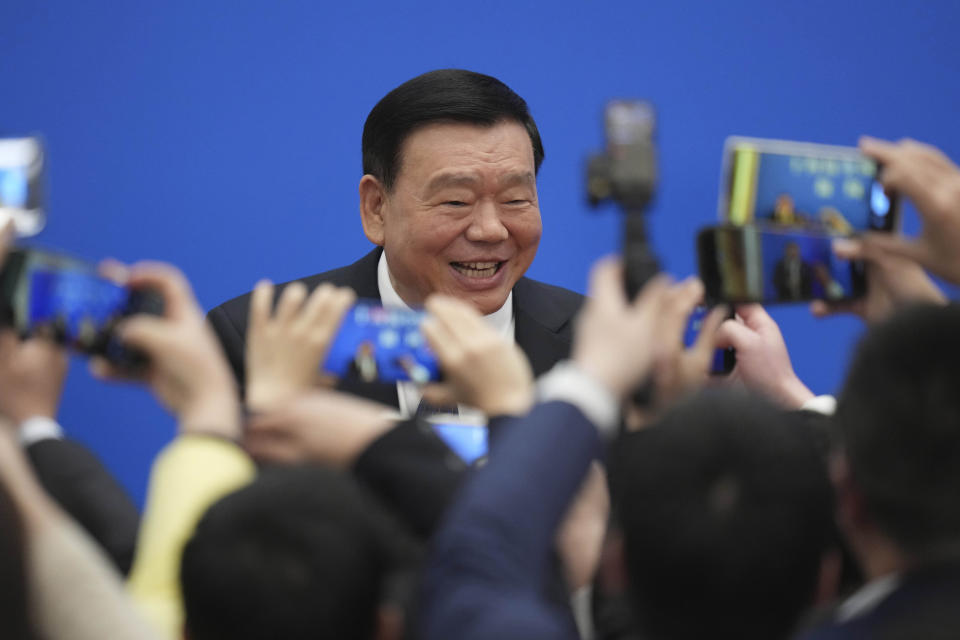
[0, 480, 33, 640]
[361, 69, 544, 189]
[835, 302, 960, 557]
[610, 390, 834, 640]
[181, 465, 420, 640]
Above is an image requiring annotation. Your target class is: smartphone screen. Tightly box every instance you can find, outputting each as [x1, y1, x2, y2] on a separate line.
[322, 301, 440, 383]
[432, 422, 488, 465]
[0, 137, 46, 237]
[698, 225, 866, 304]
[720, 137, 895, 234]
[685, 305, 735, 375]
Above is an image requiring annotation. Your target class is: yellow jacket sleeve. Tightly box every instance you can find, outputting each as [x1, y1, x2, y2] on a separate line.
[126, 435, 256, 639]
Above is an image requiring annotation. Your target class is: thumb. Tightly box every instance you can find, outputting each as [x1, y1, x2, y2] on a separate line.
[859, 232, 927, 266]
[115, 315, 177, 356]
[713, 317, 754, 351]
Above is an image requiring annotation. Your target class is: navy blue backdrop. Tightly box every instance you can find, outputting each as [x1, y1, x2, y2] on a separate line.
[2, 1, 958, 505]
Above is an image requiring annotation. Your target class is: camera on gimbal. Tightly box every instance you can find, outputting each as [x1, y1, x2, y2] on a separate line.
[585, 100, 660, 298]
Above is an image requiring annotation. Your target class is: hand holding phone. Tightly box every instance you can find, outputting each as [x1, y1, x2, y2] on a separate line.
[0, 248, 164, 371]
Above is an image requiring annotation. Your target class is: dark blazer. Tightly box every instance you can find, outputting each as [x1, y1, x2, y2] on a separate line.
[419, 401, 602, 640]
[206, 247, 584, 405]
[26, 438, 140, 574]
[795, 562, 960, 640]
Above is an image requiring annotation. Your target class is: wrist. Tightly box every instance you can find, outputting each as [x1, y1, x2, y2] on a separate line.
[777, 375, 815, 409]
[482, 389, 534, 418]
[246, 379, 304, 414]
[179, 386, 241, 440]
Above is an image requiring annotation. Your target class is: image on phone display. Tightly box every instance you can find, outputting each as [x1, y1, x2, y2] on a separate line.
[0, 137, 46, 237]
[698, 226, 866, 304]
[323, 301, 440, 384]
[721, 137, 895, 234]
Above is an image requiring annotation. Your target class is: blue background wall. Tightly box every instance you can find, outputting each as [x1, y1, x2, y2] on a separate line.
[2, 1, 958, 505]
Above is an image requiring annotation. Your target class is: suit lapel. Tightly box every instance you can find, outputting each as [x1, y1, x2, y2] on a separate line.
[512, 278, 578, 378]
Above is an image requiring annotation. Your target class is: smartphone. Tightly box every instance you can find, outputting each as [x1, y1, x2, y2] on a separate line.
[0, 137, 46, 237]
[719, 137, 897, 234]
[322, 301, 440, 383]
[432, 422, 488, 465]
[0, 248, 164, 368]
[697, 225, 867, 305]
[685, 305, 735, 375]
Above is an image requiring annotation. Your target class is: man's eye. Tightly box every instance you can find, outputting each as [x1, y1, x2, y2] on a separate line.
[444, 201, 468, 207]
[505, 199, 529, 206]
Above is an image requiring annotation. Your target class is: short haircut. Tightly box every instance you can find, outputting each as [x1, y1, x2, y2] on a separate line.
[0, 481, 32, 640]
[835, 302, 960, 556]
[611, 390, 834, 640]
[181, 465, 419, 640]
[361, 69, 544, 190]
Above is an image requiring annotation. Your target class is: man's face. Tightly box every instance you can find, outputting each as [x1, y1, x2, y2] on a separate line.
[376, 120, 542, 314]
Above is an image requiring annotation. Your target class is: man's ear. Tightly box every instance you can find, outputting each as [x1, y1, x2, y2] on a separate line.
[374, 604, 404, 640]
[359, 175, 387, 246]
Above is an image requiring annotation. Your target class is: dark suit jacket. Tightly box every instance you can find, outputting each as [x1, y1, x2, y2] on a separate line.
[773, 258, 814, 301]
[795, 562, 960, 640]
[26, 438, 140, 574]
[206, 247, 584, 405]
[419, 401, 602, 640]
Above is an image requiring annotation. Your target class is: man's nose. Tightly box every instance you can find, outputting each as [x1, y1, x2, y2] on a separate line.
[464, 200, 509, 243]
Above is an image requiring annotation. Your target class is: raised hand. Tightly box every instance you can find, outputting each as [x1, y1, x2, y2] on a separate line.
[91, 261, 240, 439]
[420, 295, 534, 417]
[810, 236, 946, 323]
[857, 136, 960, 285]
[245, 281, 355, 412]
[571, 259, 670, 400]
[714, 304, 814, 409]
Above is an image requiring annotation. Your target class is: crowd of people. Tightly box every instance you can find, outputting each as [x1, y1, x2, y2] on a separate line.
[1, 69, 960, 640]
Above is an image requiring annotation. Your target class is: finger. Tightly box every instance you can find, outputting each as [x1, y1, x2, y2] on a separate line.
[247, 279, 274, 337]
[245, 433, 300, 464]
[98, 259, 131, 284]
[297, 283, 335, 328]
[713, 317, 755, 351]
[424, 295, 487, 347]
[420, 316, 465, 369]
[419, 383, 459, 407]
[731, 303, 775, 332]
[88, 355, 144, 383]
[587, 257, 627, 311]
[691, 305, 728, 358]
[114, 315, 177, 355]
[273, 282, 308, 324]
[124, 261, 200, 320]
[858, 232, 929, 268]
[809, 299, 861, 319]
[858, 136, 899, 165]
[631, 272, 673, 313]
[303, 286, 356, 341]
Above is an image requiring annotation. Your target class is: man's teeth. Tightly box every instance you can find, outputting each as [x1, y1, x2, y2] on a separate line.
[452, 262, 501, 278]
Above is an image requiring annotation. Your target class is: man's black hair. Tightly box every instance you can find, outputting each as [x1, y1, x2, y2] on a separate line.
[610, 390, 834, 640]
[361, 69, 544, 189]
[181, 465, 419, 640]
[835, 302, 960, 557]
[0, 480, 33, 640]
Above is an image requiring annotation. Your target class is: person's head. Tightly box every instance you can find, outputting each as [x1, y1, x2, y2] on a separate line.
[610, 390, 836, 640]
[833, 303, 960, 566]
[0, 480, 32, 640]
[358, 69, 544, 314]
[180, 465, 418, 640]
[784, 241, 801, 261]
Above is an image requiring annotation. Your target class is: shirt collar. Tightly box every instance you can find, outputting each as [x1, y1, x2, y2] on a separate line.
[376, 250, 514, 339]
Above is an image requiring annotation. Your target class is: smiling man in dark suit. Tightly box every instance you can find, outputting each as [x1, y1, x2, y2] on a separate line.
[208, 69, 583, 411]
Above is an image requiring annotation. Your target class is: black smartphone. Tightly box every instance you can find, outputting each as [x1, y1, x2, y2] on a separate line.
[322, 301, 440, 383]
[685, 304, 735, 375]
[0, 137, 46, 237]
[697, 225, 867, 305]
[0, 248, 163, 369]
[719, 137, 897, 234]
